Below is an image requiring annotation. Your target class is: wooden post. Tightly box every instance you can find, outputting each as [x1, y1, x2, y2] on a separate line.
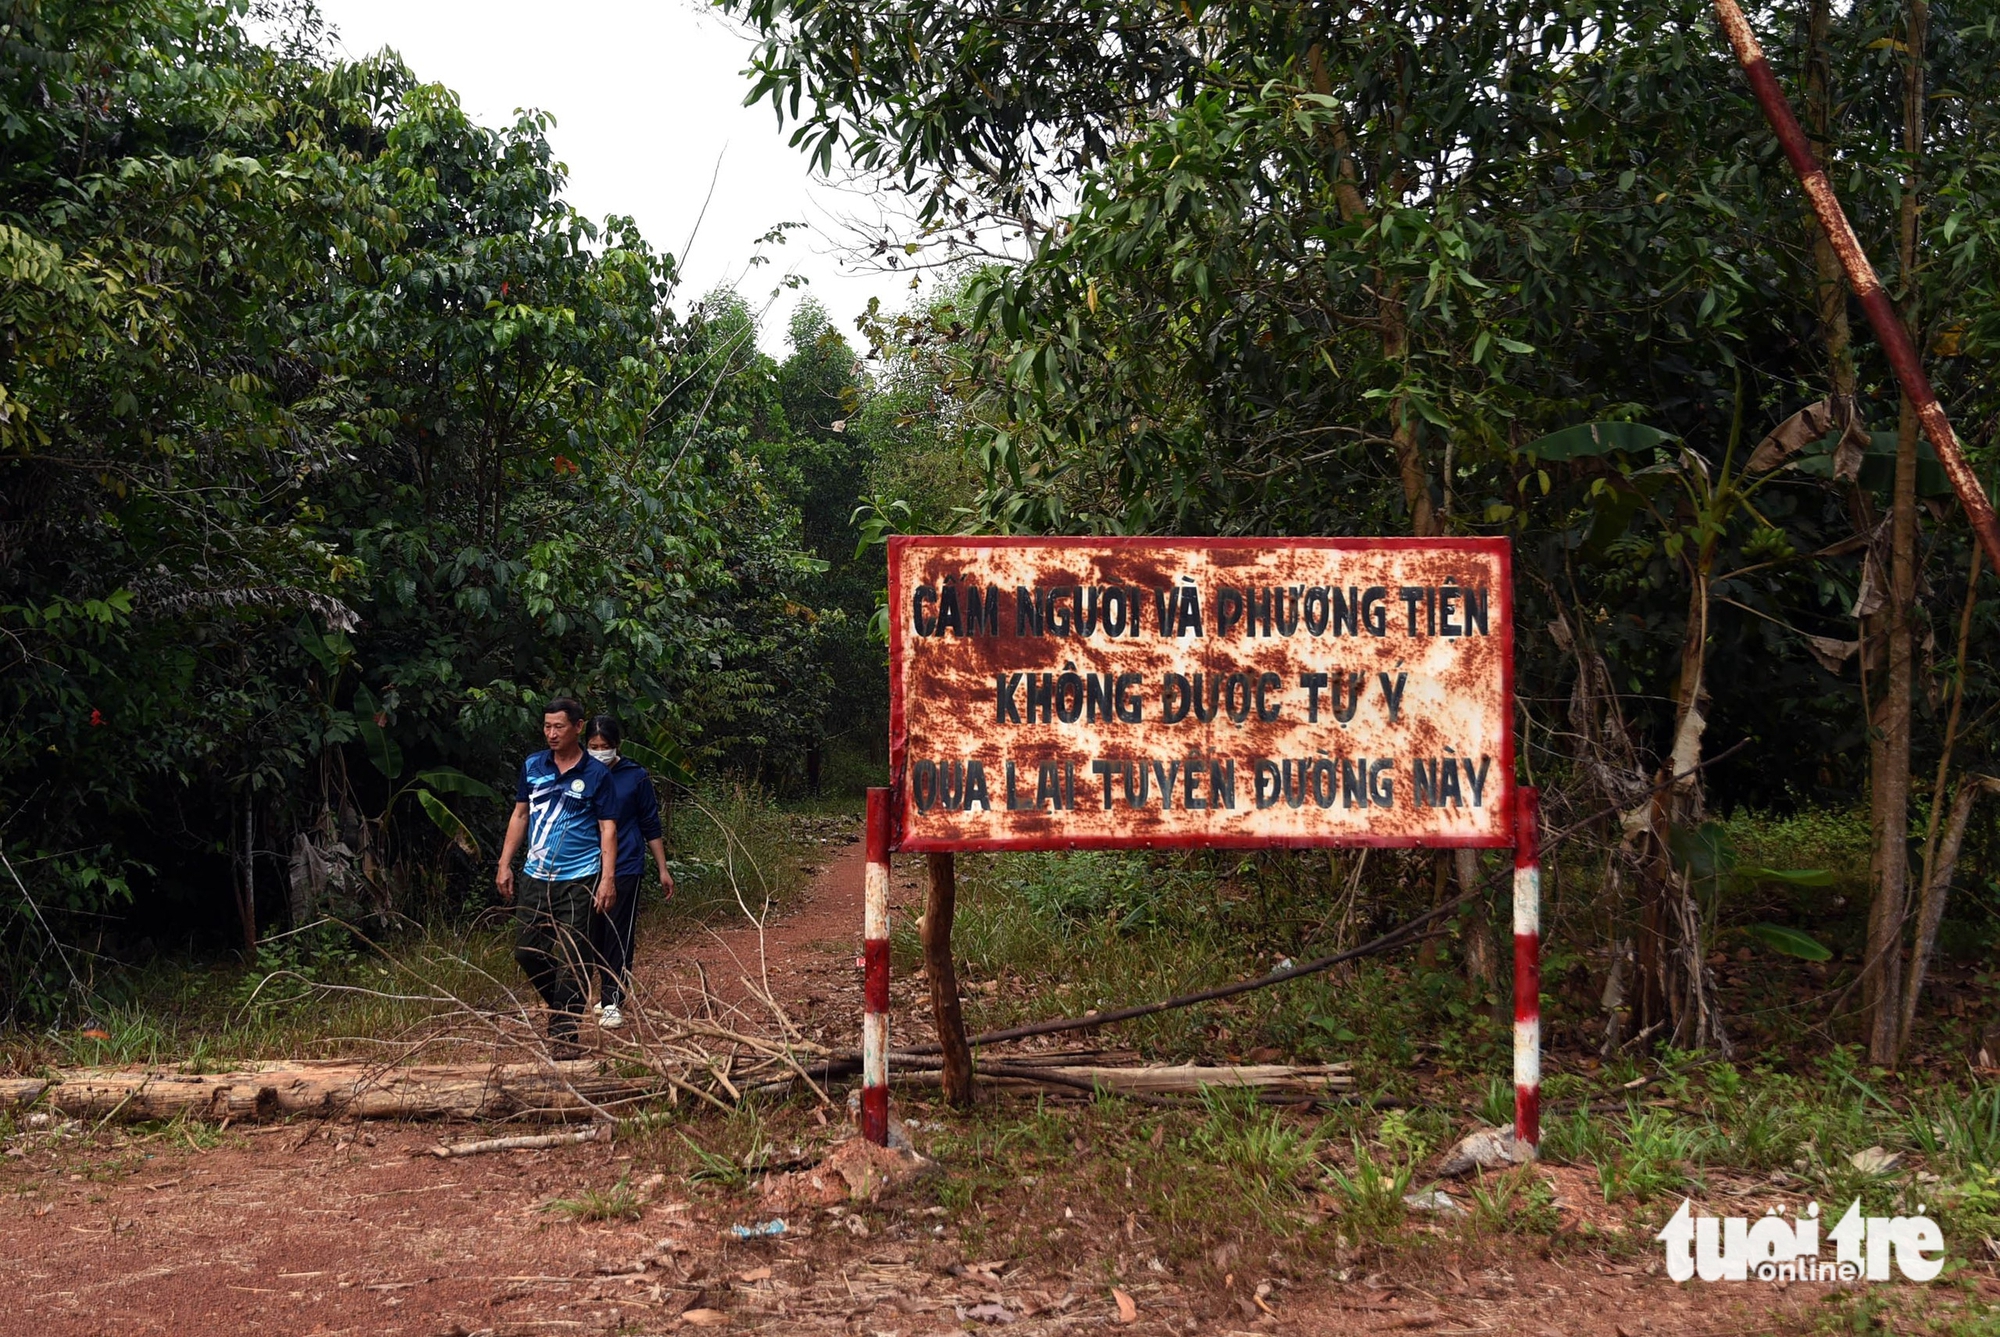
[1512, 787, 1542, 1154]
[924, 852, 974, 1106]
[861, 788, 891, 1145]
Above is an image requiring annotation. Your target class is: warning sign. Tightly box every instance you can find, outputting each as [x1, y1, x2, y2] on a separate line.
[888, 537, 1514, 851]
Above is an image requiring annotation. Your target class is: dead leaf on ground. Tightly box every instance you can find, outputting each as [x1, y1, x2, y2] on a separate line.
[736, 1267, 771, 1282]
[680, 1308, 729, 1327]
[964, 1302, 1019, 1324]
[1113, 1287, 1137, 1323]
[1849, 1146, 1903, 1176]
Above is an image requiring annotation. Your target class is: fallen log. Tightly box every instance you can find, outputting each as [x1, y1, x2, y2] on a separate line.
[0, 1059, 662, 1125]
[0, 1052, 1358, 1124]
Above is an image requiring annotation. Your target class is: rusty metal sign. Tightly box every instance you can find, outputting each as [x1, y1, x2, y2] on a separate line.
[888, 537, 1514, 851]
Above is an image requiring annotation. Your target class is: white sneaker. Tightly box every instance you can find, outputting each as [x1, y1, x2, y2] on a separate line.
[599, 1004, 624, 1030]
[591, 1001, 604, 1014]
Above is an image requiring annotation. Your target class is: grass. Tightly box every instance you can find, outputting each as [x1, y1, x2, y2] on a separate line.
[668, 779, 827, 926]
[20, 918, 523, 1069]
[0, 777, 822, 1073]
[1513, 1048, 2000, 1248]
[1595, 1104, 1709, 1203]
[1322, 1142, 1412, 1239]
[1186, 1087, 1324, 1192]
[1717, 806, 1873, 888]
[1468, 1166, 1559, 1234]
[916, 847, 1510, 1075]
[912, 1089, 1351, 1266]
[128, 1109, 235, 1154]
[547, 1173, 645, 1222]
[677, 1106, 777, 1190]
[1910, 1081, 2000, 1177]
[886, 836, 2000, 1258]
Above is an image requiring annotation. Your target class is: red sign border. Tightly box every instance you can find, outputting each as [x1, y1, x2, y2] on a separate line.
[887, 535, 1515, 853]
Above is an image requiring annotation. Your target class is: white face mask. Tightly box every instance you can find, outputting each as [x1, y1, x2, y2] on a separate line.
[589, 747, 619, 766]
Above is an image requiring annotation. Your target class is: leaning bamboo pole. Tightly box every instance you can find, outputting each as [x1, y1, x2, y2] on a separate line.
[1710, 0, 2000, 574]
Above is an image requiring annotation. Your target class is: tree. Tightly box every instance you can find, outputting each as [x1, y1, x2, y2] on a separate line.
[0, 0, 840, 1011]
[726, 0, 2000, 1051]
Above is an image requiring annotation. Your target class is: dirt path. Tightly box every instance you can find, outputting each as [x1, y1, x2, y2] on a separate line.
[0, 820, 1989, 1335]
[636, 818, 871, 1025]
[0, 1112, 1975, 1336]
[628, 814, 935, 1057]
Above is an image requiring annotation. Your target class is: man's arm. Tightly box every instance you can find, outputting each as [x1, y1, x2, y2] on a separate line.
[594, 818, 618, 912]
[495, 801, 529, 902]
[648, 837, 673, 900]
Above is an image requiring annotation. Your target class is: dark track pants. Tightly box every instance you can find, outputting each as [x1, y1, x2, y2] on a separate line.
[514, 875, 596, 1042]
[591, 873, 642, 1008]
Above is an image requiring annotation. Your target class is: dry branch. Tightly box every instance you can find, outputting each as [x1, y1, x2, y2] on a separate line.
[886, 1057, 1352, 1104]
[1007, 1061, 1351, 1096]
[428, 1127, 605, 1157]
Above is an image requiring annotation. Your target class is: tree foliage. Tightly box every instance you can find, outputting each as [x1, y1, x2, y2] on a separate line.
[732, 0, 2000, 1050]
[0, 0, 875, 1011]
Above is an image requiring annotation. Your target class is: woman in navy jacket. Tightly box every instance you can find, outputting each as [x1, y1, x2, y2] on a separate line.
[583, 715, 673, 1028]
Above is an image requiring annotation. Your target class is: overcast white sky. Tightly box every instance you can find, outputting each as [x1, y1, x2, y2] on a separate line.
[305, 0, 920, 354]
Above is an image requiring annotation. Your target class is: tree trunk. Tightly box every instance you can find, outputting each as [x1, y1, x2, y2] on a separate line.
[1416, 853, 1448, 970]
[235, 797, 257, 955]
[1382, 293, 1436, 539]
[1311, 56, 1432, 541]
[1897, 545, 1985, 1055]
[941, 1061, 1353, 1101]
[923, 852, 973, 1106]
[1897, 776, 1996, 1053]
[1635, 789, 1674, 1041]
[1308, 58, 1468, 994]
[1463, 896, 1497, 1006]
[1667, 564, 1711, 817]
[1864, 0, 1926, 1065]
[1636, 550, 1725, 1049]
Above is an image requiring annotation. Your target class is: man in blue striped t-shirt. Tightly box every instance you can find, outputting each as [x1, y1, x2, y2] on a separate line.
[496, 697, 617, 1057]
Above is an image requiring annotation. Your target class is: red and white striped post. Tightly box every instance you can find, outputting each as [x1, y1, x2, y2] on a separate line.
[861, 786, 892, 1146]
[1512, 786, 1542, 1154]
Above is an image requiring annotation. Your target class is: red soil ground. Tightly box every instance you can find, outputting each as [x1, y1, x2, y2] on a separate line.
[0, 823, 1989, 1335]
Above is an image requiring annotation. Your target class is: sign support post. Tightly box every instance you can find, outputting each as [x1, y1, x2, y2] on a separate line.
[862, 787, 891, 1146]
[877, 536, 1525, 1142]
[924, 852, 974, 1106]
[1512, 786, 1542, 1154]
